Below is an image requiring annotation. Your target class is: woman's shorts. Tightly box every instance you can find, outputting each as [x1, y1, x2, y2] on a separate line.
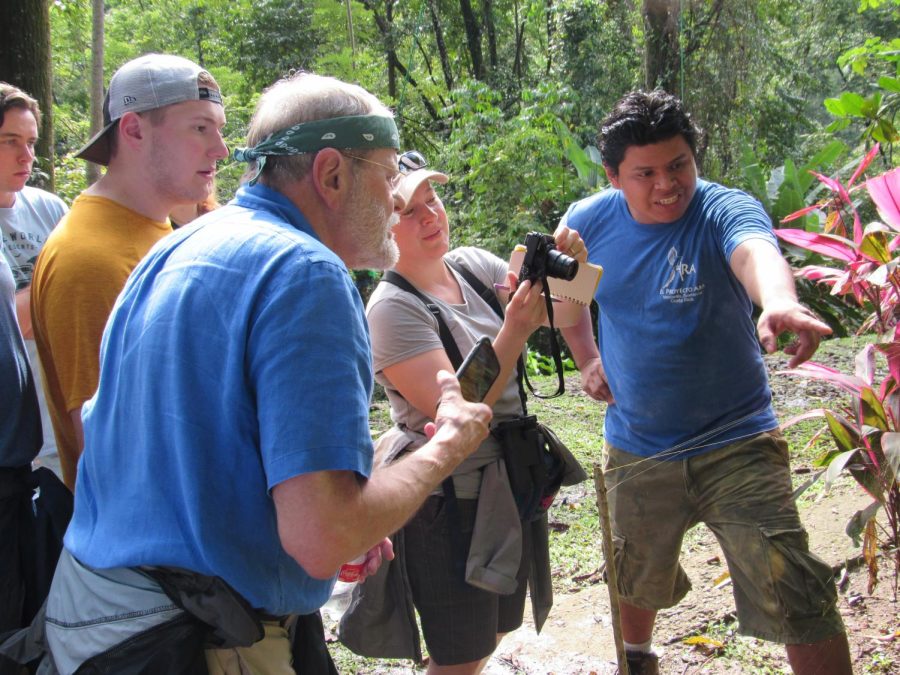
[403, 495, 528, 665]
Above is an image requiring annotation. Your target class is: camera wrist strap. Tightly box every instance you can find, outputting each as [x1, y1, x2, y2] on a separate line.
[521, 287, 565, 399]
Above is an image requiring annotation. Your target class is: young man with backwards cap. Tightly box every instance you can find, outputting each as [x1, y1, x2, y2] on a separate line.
[30, 53, 228, 491]
[35, 72, 492, 673]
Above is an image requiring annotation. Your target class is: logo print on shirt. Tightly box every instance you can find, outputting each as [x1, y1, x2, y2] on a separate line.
[660, 246, 704, 303]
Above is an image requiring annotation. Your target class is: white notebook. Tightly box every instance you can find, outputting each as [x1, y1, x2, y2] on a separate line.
[507, 245, 603, 305]
[503, 246, 602, 328]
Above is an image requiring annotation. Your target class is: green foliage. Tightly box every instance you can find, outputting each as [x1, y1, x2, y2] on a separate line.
[42, 0, 900, 269]
[439, 81, 584, 256]
[228, 0, 320, 92]
[525, 349, 575, 377]
[741, 139, 849, 226]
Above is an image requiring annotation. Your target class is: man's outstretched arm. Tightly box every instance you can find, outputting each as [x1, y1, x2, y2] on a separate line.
[729, 238, 832, 368]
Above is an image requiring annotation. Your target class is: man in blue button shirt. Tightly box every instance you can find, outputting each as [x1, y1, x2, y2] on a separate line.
[43, 72, 492, 674]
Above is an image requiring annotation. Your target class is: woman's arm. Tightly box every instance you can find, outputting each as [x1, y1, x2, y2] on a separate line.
[382, 275, 547, 418]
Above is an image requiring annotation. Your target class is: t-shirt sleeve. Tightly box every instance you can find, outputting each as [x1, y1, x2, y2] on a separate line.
[710, 186, 779, 262]
[248, 256, 374, 488]
[367, 288, 444, 374]
[33, 241, 130, 411]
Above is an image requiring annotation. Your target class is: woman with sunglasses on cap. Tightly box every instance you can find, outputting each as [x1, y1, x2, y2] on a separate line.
[358, 151, 587, 673]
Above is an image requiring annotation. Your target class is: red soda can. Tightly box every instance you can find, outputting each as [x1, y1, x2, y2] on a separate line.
[338, 555, 366, 583]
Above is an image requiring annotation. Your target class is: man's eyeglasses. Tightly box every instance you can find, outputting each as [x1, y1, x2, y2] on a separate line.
[342, 152, 403, 188]
[342, 149, 428, 189]
[398, 150, 427, 174]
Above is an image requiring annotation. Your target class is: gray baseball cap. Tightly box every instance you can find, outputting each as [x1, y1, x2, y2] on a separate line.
[75, 53, 223, 166]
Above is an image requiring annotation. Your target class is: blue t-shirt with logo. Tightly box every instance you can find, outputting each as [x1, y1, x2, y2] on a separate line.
[65, 183, 374, 615]
[564, 179, 779, 459]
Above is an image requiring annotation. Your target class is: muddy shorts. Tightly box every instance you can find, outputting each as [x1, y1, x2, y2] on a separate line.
[604, 430, 845, 644]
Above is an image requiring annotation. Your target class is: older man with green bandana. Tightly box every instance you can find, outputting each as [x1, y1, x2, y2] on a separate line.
[36, 72, 493, 674]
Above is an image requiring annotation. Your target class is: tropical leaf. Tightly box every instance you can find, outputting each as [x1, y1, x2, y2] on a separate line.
[810, 171, 851, 204]
[825, 411, 863, 454]
[864, 519, 879, 594]
[780, 408, 829, 428]
[774, 229, 857, 262]
[795, 265, 843, 282]
[845, 500, 881, 547]
[866, 167, 900, 230]
[855, 343, 877, 385]
[848, 143, 881, 188]
[859, 230, 892, 263]
[824, 448, 861, 488]
[860, 386, 889, 430]
[875, 340, 900, 388]
[790, 468, 826, 501]
[882, 431, 900, 485]
[781, 203, 823, 223]
[780, 362, 868, 394]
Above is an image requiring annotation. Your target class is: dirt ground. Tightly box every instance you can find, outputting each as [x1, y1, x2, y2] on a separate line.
[481, 480, 898, 674]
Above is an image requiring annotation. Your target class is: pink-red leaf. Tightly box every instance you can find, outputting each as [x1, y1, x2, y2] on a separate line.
[852, 209, 864, 245]
[866, 167, 900, 231]
[811, 171, 852, 204]
[780, 362, 869, 394]
[775, 229, 857, 262]
[875, 340, 900, 385]
[781, 408, 829, 428]
[795, 265, 843, 282]
[849, 143, 881, 188]
[781, 203, 823, 223]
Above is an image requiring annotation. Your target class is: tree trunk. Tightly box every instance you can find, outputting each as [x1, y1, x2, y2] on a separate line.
[544, 0, 554, 76]
[458, 0, 484, 80]
[513, 0, 525, 84]
[483, 0, 498, 73]
[428, 0, 454, 91]
[642, 0, 680, 93]
[0, 0, 55, 190]
[360, 0, 399, 99]
[87, 0, 104, 185]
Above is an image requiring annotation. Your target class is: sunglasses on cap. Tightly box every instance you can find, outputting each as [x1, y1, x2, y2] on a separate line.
[398, 150, 427, 174]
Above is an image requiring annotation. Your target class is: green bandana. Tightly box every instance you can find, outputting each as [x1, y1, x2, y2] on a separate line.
[233, 114, 400, 185]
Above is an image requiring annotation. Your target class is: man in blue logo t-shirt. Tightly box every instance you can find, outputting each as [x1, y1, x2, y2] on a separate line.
[559, 90, 849, 675]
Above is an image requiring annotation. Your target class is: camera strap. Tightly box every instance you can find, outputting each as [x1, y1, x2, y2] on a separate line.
[381, 269, 463, 367]
[522, 287, 566, 399]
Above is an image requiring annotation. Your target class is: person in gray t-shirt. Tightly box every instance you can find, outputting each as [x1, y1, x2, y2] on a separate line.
[0, 82, 67, 461]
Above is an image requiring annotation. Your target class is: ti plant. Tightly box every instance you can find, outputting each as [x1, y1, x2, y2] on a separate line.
[776, 145, 900, 596]
[775, 146, 900, 335]
[781, 343, 900, 597]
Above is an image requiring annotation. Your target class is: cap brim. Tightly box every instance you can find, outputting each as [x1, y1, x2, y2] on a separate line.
[74, 121, 117, 166]
[395, 169, 448, 207]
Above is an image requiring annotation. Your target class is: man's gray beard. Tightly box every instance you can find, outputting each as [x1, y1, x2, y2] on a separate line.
[348, 200, 399, 270]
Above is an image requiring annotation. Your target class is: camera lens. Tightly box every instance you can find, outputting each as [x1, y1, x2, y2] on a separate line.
[545, 249, 579, 281]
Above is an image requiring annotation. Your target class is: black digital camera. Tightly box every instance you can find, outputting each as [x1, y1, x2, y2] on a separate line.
[518, 232, 579, 283]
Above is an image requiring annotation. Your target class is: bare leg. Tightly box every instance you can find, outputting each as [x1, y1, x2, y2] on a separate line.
[424, 633, 508, 675]
[785, 632, 852, 675]
[425, 656, 491, 675]
[619, 600, 657, 643]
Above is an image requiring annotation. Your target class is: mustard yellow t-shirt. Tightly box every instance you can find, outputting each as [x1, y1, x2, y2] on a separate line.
[31, 194, 172, 489]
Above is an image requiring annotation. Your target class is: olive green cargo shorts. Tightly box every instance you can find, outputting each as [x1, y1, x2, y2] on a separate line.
[604, 430, 845, 644]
